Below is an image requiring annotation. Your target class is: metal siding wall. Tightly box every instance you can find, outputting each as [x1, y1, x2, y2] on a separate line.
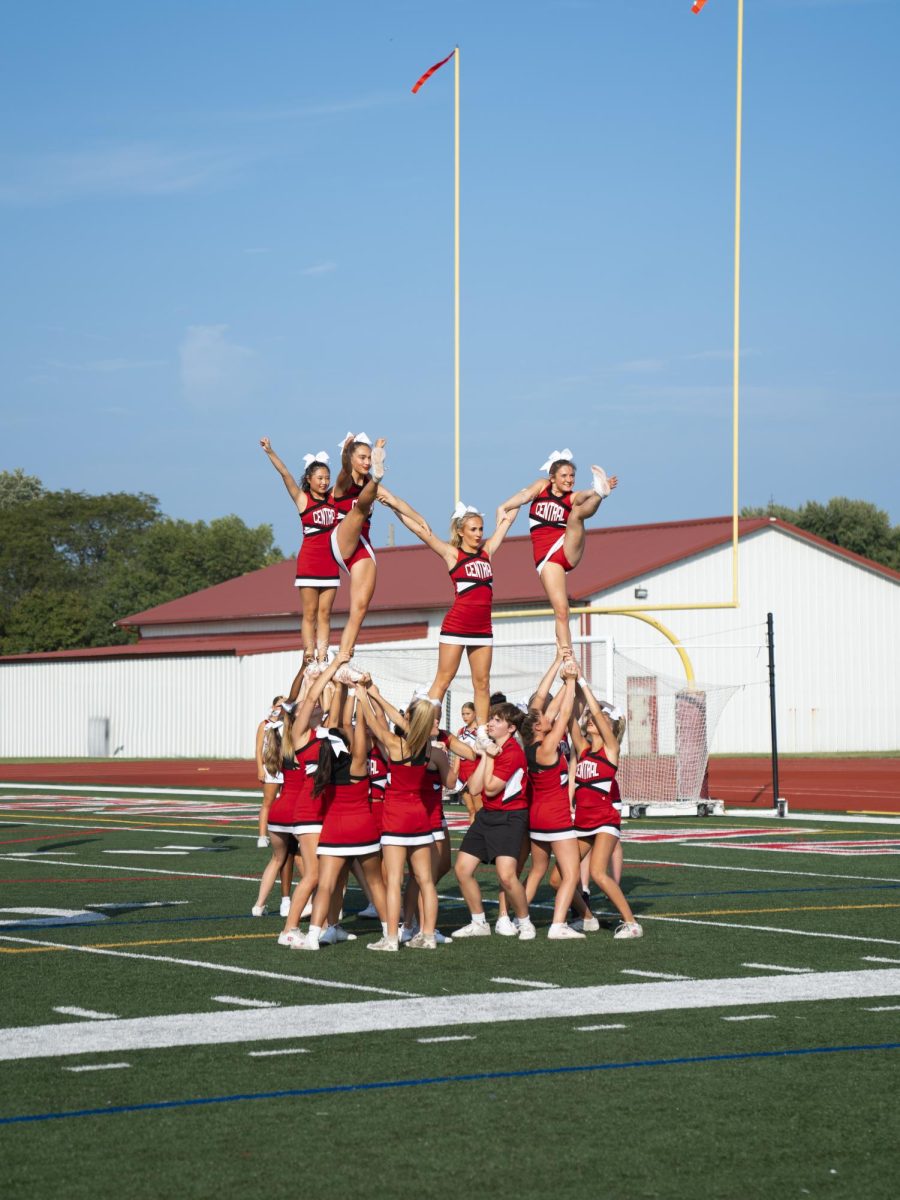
[1, 531, 896, 756]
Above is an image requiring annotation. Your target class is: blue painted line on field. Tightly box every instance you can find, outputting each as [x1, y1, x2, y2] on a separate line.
[2, 1042, 897, 1126]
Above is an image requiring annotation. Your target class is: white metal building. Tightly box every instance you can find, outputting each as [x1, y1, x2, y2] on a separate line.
[1, 516, 897, 757]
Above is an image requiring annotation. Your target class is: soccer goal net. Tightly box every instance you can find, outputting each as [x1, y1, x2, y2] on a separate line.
[358, 636, 739, 811]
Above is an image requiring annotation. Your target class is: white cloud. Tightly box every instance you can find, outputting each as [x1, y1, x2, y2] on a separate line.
[0, 142, 246, 205]
[179, 325, 257, 407]
[301, 261, 337, 277]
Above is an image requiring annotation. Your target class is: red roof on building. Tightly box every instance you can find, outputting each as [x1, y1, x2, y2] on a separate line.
[116, 514, 898, 631]
[0, 624, 428, 664]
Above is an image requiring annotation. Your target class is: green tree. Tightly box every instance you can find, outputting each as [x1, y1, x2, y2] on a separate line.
[742, 497, 900, 571]
[0, 468, 43, 508]
[0, 490, 282, 655]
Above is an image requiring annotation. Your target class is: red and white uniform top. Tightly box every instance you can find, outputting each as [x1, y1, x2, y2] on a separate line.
[367, 743, 388, 801]
[481, 737, 528, 812]
[439, 549, 493, 646]
[528, 484, 573, 566]
[300, 496, 337, 539]
[573, 745, 621, 832]
[524, 743, 575, 840]
[331, 481, 372, 542]
[455, 724, 479, 786]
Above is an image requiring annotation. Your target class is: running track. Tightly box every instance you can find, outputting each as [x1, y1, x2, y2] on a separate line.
[0, 758, 897, 814]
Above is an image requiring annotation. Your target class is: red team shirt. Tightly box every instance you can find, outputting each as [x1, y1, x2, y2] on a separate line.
[440, 548, 494, 645]
[481, 738, 528, 812]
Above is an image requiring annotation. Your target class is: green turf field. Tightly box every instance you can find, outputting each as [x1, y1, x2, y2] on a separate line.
[1, 785, 898, 1199]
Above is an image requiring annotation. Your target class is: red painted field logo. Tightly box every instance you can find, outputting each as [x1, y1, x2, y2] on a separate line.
[701, 838, 900, 857]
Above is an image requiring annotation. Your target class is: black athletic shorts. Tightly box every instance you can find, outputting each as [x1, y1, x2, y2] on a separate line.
[459, 809, 528, 865]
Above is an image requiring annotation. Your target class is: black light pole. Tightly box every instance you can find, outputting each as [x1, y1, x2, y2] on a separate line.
[767, 612, 784, 816]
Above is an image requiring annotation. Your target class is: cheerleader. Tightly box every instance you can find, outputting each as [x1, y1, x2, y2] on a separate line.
[274, 653, 350, 945]
[359, 692, 453, 951]
[500, 450, 617, 656]
[331, 433, 386, 658]
[260, 438, 338, 665]
[453, 702, 481, 824]
[382, 498, 514, 731]
[295, 679, 388, 951]
[519, 660, 586, 939]
[570, 677, 642, 937]
[453, 704, 537, 940]
[251, 700, 297, 917]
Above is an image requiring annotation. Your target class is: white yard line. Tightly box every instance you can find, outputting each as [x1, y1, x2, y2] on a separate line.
[862, 1005, 900, 1013]
[643, 914, 900, 947]
[627, 858, 900, 885]
[742, 963, 812, 974]
[0, 783, 259, 798]
[64, 1062, 131, 1072]
[2, 967, 897, 1063]
[0, 819, 259, 841]
[576, 1024, 627, 1031]
[722, 1014, 776, 1022]
[862, 956, 900, 965]
[417, 1035, 475, 1044]
[490, 977, 559, 990]
[103, 850, 189, 856]
[0, 854, 257, 882]
[53, 1007, 119, 1020]
[727, 810, 900, 828]
[212, 996, 279, 1009]
[247, 1047, 310, 1057]
[0, 935, 421, 1000]
[620, 969, 691, 981]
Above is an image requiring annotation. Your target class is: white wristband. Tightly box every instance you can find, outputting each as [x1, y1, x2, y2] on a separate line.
[577, 676, 587, 687]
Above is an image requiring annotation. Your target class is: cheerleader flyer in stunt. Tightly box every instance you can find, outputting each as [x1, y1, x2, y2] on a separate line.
[501, 449, 617, 657]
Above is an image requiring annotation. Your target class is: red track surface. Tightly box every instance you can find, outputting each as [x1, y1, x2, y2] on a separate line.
[1, 757, 897, 814]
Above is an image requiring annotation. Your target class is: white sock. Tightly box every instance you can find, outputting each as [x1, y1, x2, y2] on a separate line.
[308, 924, 322, 942]
[381, 921, 388, 936]
[472, 912, 487, 926]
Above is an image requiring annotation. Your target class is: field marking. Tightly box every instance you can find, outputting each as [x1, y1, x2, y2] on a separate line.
[0, 817, 259, 840]
[1, 967, 898, 1063]
[212, 996, 279, 1009]
[53, 1007, 119, 1020]
[644, 914, 900, 947]
[576, 1024, 627, 1031]
[863, 1005, 900, 1012]
[417, 1035, 475, 1044]
[0, 935, 421, 1000]
[742, 963, 812, 974]
[627, 858, 900, 885]
[247, 1047, 310, 1057]
[862, 956, 900, 965]
[490, 977, 559, 990]
[5, 1041, 899, 1126]
[1, 933, 290, 956]
[104, 850, 189, 856]
[0, 783, 259, 798]
[722, 1014, 775, 1022]
[657, 902, 900, 918]
[728, 809, 900, 827]
[64, 1062, 131, 1073]
[0, 854, 257, 883]
[620, 969, 691, 981]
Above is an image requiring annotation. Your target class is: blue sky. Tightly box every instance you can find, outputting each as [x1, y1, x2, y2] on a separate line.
[2, 0, 897, 557]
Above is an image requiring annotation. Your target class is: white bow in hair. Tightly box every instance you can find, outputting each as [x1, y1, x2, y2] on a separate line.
[514, 700, 529, 714]
[339, 431, 373, 449]
[452, 502, 483, 521]
[601, 704, 624, 722]
[264, 720, 284, 732]
[316, 727, 347, 757]
[539, 447, 574, 472]
[302, 450, 330, 468]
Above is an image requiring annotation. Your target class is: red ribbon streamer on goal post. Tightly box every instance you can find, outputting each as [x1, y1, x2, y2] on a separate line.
[411, 50, 456, 94]
[691, 0, 711, 12]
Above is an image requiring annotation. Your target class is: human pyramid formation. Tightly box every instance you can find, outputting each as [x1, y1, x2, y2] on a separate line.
[251, 432, 642, 950]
